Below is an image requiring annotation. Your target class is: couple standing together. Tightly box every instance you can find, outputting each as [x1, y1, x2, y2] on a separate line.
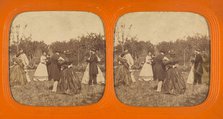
[50, 48, 104, 94]
[187, 49, 204, 85]
[115, 48, 136, 86]
[153, 49, 204, 95]
[153, 50, 186, 95]
[81, 48, 105, 85]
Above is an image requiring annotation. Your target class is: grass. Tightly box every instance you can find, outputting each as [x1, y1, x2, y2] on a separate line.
[115, 69, 210, 107]
[10, 67, 209, 107]
[10, 70, 105, 106]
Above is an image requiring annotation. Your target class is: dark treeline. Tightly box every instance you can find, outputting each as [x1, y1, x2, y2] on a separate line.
[114, 34, 210, 71]
[10, 32, 209, 72]
[9, 33, 105, 68]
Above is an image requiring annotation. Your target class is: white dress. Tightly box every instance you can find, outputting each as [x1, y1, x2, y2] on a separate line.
[33, 55, 48, 81]
[81, 55, 105, 84]
[139, 55, 153, 81]
[187, 64, 194, 84]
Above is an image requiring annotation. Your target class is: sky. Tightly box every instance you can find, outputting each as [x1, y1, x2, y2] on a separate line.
[115, 12, 209, 45]
[11, 12, 209, 45]
[11, 12, 104, 45]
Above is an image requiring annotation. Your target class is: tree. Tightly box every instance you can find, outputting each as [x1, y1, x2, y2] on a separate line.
[50, 33, 105, 65]
[115, 23, 133, 52]
[10, 24, 31, 53]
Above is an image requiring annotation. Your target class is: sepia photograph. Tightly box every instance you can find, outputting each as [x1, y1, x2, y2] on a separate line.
[9, 12, 105, 106]
[114, 12, 210, 106]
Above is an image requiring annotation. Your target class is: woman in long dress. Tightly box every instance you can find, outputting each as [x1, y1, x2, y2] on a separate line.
[81, 52, 105, 85]
[187, 57, 195, 84]
[33, 52, 48, 81]
[115, 53, 132, 87]
[57, 51, 81, 95]
[162, 51, 186, 95]
[10, 57, 27, 86]
[138, 51, 153, 81]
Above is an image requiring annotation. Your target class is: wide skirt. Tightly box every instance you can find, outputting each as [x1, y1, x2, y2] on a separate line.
[187, 65, 194, 84]
[139, 63, 153, 81]
[115, 65, 132, 86]
[57, 67, 81, 95]
[162, 68, 186, 95]
[34, 63, 48, 81]
[81, 64, 105, 84]
[10, 65, 27, 86]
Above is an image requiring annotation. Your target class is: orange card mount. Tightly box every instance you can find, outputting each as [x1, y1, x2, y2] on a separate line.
[0, 0, 222, 119]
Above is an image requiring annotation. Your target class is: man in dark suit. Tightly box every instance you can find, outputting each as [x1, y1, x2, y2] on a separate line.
[87, 48, 98, 85]
[194, 49, 203, 85]
[153, 50, 166, 92]
[51, 51, 61, 92]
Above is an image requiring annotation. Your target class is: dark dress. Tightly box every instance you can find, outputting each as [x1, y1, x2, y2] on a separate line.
[50, 54, 60, 81]
[153, 54, 166, 81]
[10, 58, 27, 86]
[115, 57, 132, 86]
[194, 54, 203, 84]
[87, 53, 98, 85]
[162, 57, 186, 95]
[57, 56, 81, 95]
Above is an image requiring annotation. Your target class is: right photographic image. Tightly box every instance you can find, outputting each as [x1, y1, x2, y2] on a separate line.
[114, 12, 210, 107]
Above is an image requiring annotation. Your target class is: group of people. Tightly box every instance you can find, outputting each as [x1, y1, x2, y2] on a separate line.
[115, 48, 204, 95]
[10, 47, 205, 96]
[10, 48, 105, 95]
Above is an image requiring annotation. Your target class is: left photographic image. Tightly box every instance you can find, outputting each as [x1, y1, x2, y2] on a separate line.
[9, 12, 106, 106]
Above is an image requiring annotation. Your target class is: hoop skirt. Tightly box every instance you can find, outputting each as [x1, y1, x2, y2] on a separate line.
[139, 56, 153, 81]
[10, 59, 27, 86]
[114, 57, 132, 86]
[57, 66, 81, 95]
[187, 65, 194, 84]
[34, 56, 48, 81]
[162, 57, 186, 95]
[162, 67, 186, 95]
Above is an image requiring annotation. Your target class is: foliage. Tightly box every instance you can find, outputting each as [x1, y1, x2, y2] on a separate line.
[10, 40, 48, 59]
[10, 32, 106, 66]
[50, 33, 105, 65]
[156, 34, 210, 65]
[115, 34, 210, 68]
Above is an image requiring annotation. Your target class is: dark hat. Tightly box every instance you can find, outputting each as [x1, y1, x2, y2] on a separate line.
[159, 49, 165, 54]
[54, 50, 60, 53]
[120, 52, 126, 57]
[65, 50, 72, 55]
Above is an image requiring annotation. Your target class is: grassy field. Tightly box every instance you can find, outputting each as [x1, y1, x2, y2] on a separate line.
[10, 68, 209, 107]
[115, 70, 210, 107]
[10, 70, 105, 106]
